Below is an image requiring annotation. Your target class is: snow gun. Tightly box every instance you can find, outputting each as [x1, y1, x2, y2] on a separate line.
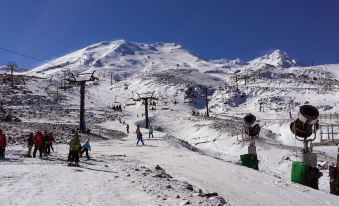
[290, 104, 321, 190]
[240, 114, 260, 170]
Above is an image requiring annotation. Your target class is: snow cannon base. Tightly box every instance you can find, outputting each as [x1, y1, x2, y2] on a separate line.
[291, 161, 320, 190]
[240, 154, 259, 170]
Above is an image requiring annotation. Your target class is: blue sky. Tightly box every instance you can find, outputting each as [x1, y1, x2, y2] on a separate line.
[0, 0, 338, 68]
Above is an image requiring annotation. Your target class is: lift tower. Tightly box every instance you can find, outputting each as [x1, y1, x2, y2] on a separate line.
[67, 71, 98, 133]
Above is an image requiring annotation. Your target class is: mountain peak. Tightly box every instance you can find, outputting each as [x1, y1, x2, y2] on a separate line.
[249, 49, 303, 68]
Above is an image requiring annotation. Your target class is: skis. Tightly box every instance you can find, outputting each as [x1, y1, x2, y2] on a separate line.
[67, 162, 81, 167]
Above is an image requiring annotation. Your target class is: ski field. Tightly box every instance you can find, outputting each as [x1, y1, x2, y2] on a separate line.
[1, 40, 339, 205]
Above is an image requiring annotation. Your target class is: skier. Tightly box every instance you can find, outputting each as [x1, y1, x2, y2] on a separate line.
[26, 132, 34, 157]
[43, 130, 48, 156]
[46, 132, 55, 155]
[148, 126, 154, 138]
[33, 131, 43, 158]
[0, 129, 6, 158]
[67, 129, 75, 162]
[329, 165, 337, 194]
[136, 125, 144, 146]
[68, 132, 81, 166]
[126, 124, 129, 134]
[80, 140, 91, 159]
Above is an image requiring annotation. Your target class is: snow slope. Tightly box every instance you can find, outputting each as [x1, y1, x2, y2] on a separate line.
[2, 39, 339, 205]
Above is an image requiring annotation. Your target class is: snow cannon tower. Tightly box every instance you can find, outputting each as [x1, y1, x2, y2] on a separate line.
[240, 114, 260, 170]
[290, 105, 321, 189]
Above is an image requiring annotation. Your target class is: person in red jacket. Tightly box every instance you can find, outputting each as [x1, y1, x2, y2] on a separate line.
[33, 131, 43, 158]
[0, 129, 6, 158]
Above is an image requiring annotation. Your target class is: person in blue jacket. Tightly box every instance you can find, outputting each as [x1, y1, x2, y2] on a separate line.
[80, 140, 91, 159]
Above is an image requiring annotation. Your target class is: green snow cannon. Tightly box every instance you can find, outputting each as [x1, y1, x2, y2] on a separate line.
[240, 153, 259, 170]
[291, 161, 321, 189]
[291, 161, 310, 185]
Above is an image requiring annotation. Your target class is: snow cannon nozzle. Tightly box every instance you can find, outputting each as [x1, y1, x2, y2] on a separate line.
[243, 114, 260, 137]
[244, 114, 256, 127]
[290, 105, 319, 139]
[299, 105, 319, 124]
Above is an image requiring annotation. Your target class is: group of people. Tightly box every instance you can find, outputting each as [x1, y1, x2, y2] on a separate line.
[0, 128, 91, 167]
[29, 130, 55, 158]
[0, 129, 55, 159]
[135, 125, 154, 146]
[113, 105, 122, 112]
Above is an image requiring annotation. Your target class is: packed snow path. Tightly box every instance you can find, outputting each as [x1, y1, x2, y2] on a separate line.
[1, 126, 339, 205]
[0, 139, 226, 206]
[97, 130, 339, 206]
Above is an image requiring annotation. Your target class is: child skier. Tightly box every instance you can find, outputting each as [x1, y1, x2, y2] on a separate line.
[149, 126, 154, 138]
[80, 140, 91, 159]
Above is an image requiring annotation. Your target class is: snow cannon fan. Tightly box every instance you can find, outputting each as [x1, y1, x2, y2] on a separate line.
[240, 114, 260, 170]
[290, 105, 319, 166]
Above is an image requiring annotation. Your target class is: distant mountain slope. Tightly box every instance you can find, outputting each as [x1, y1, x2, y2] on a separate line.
[29, 40, 227, 78]
[249, 49, 303, 68]
[28, 40, 307, 79]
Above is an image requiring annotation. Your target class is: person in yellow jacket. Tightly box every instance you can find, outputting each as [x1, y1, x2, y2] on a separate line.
[68, 132, 81, 166]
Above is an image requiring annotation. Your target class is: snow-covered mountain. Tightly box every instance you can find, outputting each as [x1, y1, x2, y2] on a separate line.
[29, 40, 305, 79]
[29, 39, 228, 78]
[211, 58, 247, 66]
[249, 49, 303, 68]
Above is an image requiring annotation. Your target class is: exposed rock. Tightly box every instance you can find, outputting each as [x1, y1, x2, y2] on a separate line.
[185, 184, 193, 191]
[204, 192, 218, 198]
[179, 200, 191, 205]
[155, 165, 163, 170]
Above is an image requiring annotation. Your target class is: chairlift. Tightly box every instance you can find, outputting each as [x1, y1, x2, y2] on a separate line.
[46, 84, 59, 96]
[126, 101, 136, 106]
[161, 106, 170, 110]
